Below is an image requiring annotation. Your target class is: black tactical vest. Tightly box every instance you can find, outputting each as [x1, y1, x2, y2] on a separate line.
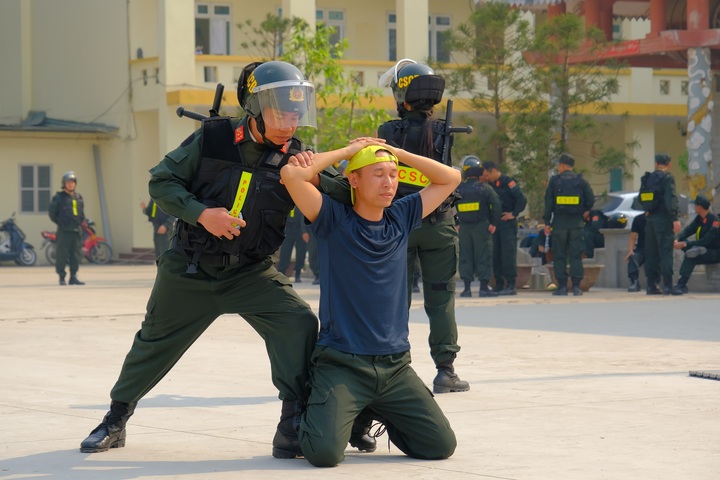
[639, 170, 667, 212]
[553, 172, 585, 215]
[175, 117, 301, 262]
[55, 191, 85, 229]
[456, 180, 491, 223]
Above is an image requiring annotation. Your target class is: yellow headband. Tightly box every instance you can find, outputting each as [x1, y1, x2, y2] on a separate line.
[345, 146, 398, 204]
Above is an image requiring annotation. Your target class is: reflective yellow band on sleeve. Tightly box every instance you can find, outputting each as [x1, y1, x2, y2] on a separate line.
[72, 199, 78, 216]
[397, 165, 430, 188]
[230, 171, 253, 219]
[640, 192, 654, 202]
[696, 226, 702, 240]
[457, 202, 480, 212]
[151, 202, 157, 218]
[290, 208, 295, 218]
[556, 196, 580, 205]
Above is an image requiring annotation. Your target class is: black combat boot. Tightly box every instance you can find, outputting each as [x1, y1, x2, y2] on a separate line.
[627, 274, 641, 292]
[69, 275, 85, 285]
[272, 400, 304, 459]
[672, 275, 688, 295]
[433, 366, 470, 394]
[552, 283, 568, 296]
[349, 408, 377, 453]
[59, 274, 66, 286]
[80, 401, 136, 453]
[646, 277, 662, 295]
[571, 278, 583, 296]
[294, 272, 302, 283]
[459, 280, 471, 297]
[478, 280, 498, 297]
[498, 281, 517, 296]
[661, 277, 675, 296]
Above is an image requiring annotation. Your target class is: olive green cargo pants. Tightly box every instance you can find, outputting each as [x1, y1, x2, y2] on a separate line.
[458, 221, 493, 282]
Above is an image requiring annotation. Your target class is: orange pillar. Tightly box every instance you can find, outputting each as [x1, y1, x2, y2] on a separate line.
[547, 3, 566, 17]
[686, 0, 709, 30]
[648, 0, 666, 36]
[599, 0, 614, 40]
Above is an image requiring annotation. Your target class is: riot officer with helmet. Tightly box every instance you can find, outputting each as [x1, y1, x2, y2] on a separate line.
[457, 165, 501, 297]
[376, 59, 468, 394]
[79, 61, 353, 459]
[49, 171, 86, 285]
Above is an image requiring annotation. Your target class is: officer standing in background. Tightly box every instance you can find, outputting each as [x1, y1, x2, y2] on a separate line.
[482, 161, 527, 295]
[639, 153, 682, 295]
[672, 195, 720, 294]
[626, 211, 647, 292]
[48, 171, 85, 285]
[140, 199, 176, 259]
[79, 61, 353, 459]
[457, 166, 501, 297]
[377, 59, 468, 394]
[277, 207, 309, 283]
[543, 153, 595, 296]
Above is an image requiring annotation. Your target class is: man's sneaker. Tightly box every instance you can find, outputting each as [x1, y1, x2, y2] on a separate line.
[433, 369, 470, 394]
[686, 246, 707, 259]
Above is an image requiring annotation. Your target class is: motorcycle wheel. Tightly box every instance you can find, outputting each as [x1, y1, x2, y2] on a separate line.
[89, 242, 112, 264]
[45, 244, 56, 265]
[15, 247, 37, 266]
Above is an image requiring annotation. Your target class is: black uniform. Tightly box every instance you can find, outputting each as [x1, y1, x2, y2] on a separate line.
[583, 210, 606, 259]
[277, 207, 308, 281]
[48, 189, 85, 281]
[489, 175, 527, 290]
[543, 170, 595, 288]
[627, 213, 646, 287]
[143, 199, 175, 259]
[640, 169, 679, 291]
[457, 178, 501, 285]
[676, 213, 720, 290]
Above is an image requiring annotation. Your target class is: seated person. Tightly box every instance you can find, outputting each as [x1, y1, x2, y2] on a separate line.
[529, 226, 552, 265]
[280, 139, 460, 468]
[582, 210, 607, 258]
[673, 195, 720, 293]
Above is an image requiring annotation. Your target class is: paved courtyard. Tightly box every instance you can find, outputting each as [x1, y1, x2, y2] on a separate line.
[0, 264, 718, 479]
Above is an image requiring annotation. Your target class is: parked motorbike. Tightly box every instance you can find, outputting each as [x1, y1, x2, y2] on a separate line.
[41, 219, 112, 265]
[0, 213, 37, 266]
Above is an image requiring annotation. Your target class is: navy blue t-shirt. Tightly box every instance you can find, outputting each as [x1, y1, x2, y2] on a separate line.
[310, 193, 423, 355]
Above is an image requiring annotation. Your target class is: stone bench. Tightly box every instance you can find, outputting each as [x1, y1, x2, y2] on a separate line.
[545, 263, 605, 292]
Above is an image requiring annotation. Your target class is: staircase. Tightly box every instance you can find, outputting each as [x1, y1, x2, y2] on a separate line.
[116, 248, 156, 264]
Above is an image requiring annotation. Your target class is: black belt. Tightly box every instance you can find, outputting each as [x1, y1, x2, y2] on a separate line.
[171, 243, 259, 273]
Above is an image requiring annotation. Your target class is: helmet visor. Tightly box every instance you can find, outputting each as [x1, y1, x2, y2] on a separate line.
[378, 58, 417, 88]
[254, 80, 317, 129]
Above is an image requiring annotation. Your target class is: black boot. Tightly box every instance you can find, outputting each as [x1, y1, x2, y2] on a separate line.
[69, 275, 85, 285]
[294, 272, 302, 283]
[627, 274, 641, 292]
[272, 400, 304, 459]
[552, 284, 568, 296]
[646, 277, 662, 295]
[349, 408, 377, 453]
[459, 280, 471, 297]
[59, 275, 66, 286]
[478, 280, 498, 297]
[571, 278, 583, 296]
[672, 276, 688, 295]
[80, 401, 136, 453]
[433, 366, 470, 393]
[498, 281, 517, 296]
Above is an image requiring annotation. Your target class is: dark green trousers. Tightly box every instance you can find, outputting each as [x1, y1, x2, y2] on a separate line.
[492, 219, 518, 288]
[644, 217, 674, 286]
[679, 248, 720, 278]
[55, 228, 82, 278]
[552, 227, 584, 283]
[299, 346, 456, 467]
[406, 220, 460, 368]
[110, 249, 318, 404]
[458, 221, 493, 282]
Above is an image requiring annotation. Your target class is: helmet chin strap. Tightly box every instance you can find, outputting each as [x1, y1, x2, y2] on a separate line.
[255, 115, 286, 150]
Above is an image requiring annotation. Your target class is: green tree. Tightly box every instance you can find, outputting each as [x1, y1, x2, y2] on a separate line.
[237, 13, 303, 60]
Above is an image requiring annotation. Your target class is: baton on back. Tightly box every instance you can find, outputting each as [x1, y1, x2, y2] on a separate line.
[177, 83, 225, 121]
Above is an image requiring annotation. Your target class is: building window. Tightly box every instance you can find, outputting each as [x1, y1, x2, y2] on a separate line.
[659, 80, 670, 95]
[195, 3, 231, 55]
[609, 168, 623, 193]
[20, 165, 51, 213]
[317, 9, 345, 47]
[429, 15, 451, 62]
[681, 80, 688, 95]
[388, 13, 397, 62]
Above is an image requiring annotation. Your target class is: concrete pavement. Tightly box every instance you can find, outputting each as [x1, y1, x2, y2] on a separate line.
[0, 264, 718, 479]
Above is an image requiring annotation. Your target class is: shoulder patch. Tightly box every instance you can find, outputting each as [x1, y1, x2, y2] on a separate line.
[166, 148, 189, 164]
[234, 125, 245, 144]
[508, 180, 517, 188]
[713, 220, 720, 228]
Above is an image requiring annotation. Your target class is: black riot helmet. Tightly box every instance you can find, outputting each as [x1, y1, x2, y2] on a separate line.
[237, 61, 317, 148]
[461, 155, 481, 171]
[378, 59, 445, 109]
[606, 212, 628, 229]
[61, 171, 77, 188]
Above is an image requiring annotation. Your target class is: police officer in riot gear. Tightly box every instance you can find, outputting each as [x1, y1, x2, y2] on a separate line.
[79, 61, 351, 459]
[461, 155, 481, 173]
[49, 171, 85, 285]
[639, 153, 682, 295]
[543, 153, 595, 296]
[482, 160, 527, 295]
[457, 166, 501, 297]
[376, 59, 468, 394]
